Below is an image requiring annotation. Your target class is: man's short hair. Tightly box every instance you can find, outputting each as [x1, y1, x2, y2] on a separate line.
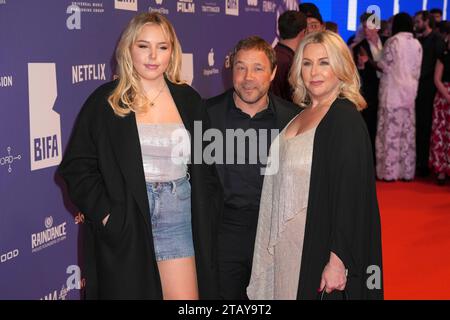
[278, 10, 307, 40]
[325, 21, 338, 33]
[415, 10, 436, 29]
[306, 10, 323, 24]
[298, 3, 320, 16]
[430, 8, 443, 16]
[231, 36, 277, 71]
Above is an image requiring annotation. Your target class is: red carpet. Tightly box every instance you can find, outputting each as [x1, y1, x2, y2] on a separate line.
[377, 178, 450, 299]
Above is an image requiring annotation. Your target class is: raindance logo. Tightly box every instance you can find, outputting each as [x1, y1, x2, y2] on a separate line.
[177, 0, 195, 13]
[31, 216, 67, 253]
[0, 146, 21, 173]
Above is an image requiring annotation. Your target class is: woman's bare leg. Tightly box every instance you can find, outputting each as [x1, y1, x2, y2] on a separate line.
[157, 256, 198, 300]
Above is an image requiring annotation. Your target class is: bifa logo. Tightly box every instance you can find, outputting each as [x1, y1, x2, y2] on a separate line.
[181, 53, 194, 85]
[225, 0, 239, 16]
[28, 63, 62, 171]
[0, 249, 19, 264]
[66, 4, 81, 30]
[115, 0, 138, 11]
[247, 0, 257, 6]
[72, 64, 106, 84]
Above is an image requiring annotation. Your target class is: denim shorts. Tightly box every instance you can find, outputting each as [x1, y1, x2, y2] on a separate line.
[146, 175, 195, 261]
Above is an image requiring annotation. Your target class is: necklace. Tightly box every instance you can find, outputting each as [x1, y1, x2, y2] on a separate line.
[148, 83, 166, 107]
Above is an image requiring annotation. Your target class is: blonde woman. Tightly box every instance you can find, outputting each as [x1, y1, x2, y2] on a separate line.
[59, 13, 221, 299]
[248, 31, 383, 300]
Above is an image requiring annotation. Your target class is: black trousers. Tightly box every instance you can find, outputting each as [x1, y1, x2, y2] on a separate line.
[217, 210, 258, 300]
[361, 101, 378, 166]
[415, 79, 436, 172]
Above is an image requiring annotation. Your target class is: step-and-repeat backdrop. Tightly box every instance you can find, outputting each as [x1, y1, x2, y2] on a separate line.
[0, 0, 299, 300]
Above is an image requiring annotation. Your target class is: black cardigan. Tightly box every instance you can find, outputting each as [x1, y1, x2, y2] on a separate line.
[58, 79, 222, 299]
[296, 98, 384, 300]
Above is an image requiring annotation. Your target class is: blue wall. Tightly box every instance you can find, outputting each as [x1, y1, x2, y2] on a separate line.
[302, 0, 450, 41]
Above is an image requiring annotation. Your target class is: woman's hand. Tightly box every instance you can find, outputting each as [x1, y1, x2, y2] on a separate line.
[319, 252, 347, 293]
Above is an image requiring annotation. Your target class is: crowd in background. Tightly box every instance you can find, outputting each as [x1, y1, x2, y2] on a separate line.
[273, 3, 450, 186]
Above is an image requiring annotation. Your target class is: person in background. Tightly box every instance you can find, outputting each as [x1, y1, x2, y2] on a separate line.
[376, 13, 423, 181]
[298, 2, 320, 17]
[306, 10, 325, 34]
[299, 2, 324, 34]
[430, 8, 443, 24]
[271, 10, 307, 102]
[206, 36, 299, 299]
[436, 21, 449, 37]
[58, 12, 222, 300]
[248, 30, 383, 300]
[379, 19, 392, 38]
[429, 21, 450, 185]
[414, 10, 446, 176]
[353, 12, 388, 164]
[347, 23, 365, 50]
[325, 21, 338, 34]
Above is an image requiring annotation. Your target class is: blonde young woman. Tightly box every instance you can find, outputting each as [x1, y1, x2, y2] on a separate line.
[248, 31, 383, 300]
[59, 13, 221, 299]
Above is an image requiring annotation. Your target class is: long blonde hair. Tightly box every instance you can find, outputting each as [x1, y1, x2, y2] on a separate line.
[108, 12, 183, 117]
[289, 30, 367, 110]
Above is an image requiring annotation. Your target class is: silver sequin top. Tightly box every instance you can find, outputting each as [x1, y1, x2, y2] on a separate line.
[137, 123, 190, 182]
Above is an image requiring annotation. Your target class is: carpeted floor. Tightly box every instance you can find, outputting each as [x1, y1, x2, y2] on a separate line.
[376, 178, 450, 299]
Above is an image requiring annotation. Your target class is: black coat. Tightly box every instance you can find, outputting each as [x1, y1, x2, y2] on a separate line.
[58, 80, 222, 299]
[297, 98, 384, 300]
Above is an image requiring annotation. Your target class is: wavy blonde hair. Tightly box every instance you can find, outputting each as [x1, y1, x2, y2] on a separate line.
[108, 12, 183, 117]
[289, 30, 367, 110]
